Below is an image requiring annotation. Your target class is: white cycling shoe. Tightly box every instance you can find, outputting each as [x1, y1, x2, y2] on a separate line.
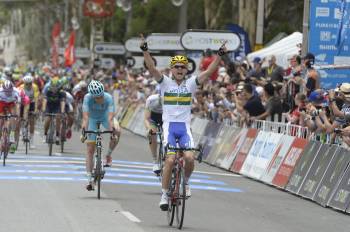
[152, 163, 161, 174]
[159, 193, 169, 211]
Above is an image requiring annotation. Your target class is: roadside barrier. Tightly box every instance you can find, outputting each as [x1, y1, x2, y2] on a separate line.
[120, 104, 350, 214]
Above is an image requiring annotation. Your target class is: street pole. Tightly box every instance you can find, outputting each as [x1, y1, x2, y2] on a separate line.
[302, 0, 310, 56]
[178, 0, 188, 33]
[255, 0, 264, 51]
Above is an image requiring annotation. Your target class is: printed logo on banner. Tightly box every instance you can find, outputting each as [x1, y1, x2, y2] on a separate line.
[220, 128, 248, 170]
[272, 138, 308, 188]
[298, 145, 338, 199]
[328, 164, 350, 212]
[285, 141, 322, 194]
[313, 148, 350, 206]
[261, 135, 295, 184]
[249, 133, 283, 180]
[240, 131, 269, 177]
[214, 128, 241, 167]
[231, 129, 258, 173]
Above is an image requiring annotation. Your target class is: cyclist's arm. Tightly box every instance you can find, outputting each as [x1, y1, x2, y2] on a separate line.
[144, 109, 152, 131]
[82, 112, 89, 130]
[42, 98, 47, 112]
[197, 55, 222, 85]
[60, 91, 66, 114]
[140, 36, 162, 81]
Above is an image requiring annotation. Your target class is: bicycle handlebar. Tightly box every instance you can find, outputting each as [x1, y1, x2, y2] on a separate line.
[82, 129, 114, 135]
[165, 144, 204, 163]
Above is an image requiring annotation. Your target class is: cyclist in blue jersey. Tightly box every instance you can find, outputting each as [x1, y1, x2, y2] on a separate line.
[140, 34, 228, 210]
[81, 80, 121, 191]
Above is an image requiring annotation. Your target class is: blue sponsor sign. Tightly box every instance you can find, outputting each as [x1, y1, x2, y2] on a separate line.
[309, 0, 350, 88]
[226, 24, 252, 60]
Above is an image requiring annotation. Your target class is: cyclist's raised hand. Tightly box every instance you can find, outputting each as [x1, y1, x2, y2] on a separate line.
[139, 34, 148, 52]
[218, 40, 228, 57]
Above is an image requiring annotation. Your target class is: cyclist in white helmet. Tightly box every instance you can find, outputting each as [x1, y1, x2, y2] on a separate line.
[80, 80, 121, 191]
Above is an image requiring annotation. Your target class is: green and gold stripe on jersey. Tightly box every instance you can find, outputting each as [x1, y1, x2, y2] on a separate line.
[163, 92, 192, 105]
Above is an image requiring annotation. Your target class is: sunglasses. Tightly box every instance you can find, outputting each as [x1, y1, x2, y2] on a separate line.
[173, 65, 187, 70]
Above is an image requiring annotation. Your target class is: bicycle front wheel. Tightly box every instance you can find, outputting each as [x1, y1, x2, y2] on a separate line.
[2, 128, 8, 166]
[175, 167, 186, 229]
[95, 152, 102, 199]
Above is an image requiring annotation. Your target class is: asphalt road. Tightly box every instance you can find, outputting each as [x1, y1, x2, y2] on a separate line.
[0, 127, 349, 232]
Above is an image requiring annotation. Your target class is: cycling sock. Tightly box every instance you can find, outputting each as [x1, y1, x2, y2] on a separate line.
[185, 177, 189, 185]
[106, 148, 113, 156]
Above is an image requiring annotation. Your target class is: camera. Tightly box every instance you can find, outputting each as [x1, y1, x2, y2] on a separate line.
[334, 128, 342, 134]
[311, 109, 322, 117]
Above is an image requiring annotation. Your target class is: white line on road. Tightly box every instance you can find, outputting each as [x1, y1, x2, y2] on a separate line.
[120, 211, 141, 223]
[7, 160, 241, 177]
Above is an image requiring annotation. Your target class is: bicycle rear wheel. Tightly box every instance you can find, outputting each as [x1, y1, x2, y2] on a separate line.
[175, 167, 186, 229]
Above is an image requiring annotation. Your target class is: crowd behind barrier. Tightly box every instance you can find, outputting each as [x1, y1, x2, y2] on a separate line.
[117, 99, 350, 214]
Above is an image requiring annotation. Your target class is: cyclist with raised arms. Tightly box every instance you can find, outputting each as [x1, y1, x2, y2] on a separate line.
[80, 80, 121, 191]
[140, 34, 228, 210]
[144, 93, 163, 174]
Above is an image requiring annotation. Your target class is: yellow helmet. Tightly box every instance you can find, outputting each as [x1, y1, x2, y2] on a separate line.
[170, 55, 188, 67]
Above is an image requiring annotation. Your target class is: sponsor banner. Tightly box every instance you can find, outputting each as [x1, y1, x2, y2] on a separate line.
[94, 43, 126, 55]
[125, 37, 143, 53]
[261, 135, 295, 184]
[313, 148, 350, 207]
[298, 145, 338, 199]
[248, 133, 283, 180]
[147, 33, 184, 51]
[126, 105, 142, 131]
[191, 117, 209, 146]
[213, 127, 241, 166]
[230, 128, 258, 173]
[285, 141, 322, 193]
[181, 30, 241, 51]
[272, 138, 308, 188]
[133, 106, 147, 137]
[240, 131, 270, 177]
[205, 124, 231, 164]
[328, 164, 350, 212]
[198, 121, 222, 160]
[219, 128, 248, 170]
[120, 105, 136, 128]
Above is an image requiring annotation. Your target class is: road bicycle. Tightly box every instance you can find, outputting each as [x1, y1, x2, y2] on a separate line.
[164, 142, 203, 229]
[45, 113, 59, 156]
[82, 122, 114, 199]
[0, 114, 18, 166]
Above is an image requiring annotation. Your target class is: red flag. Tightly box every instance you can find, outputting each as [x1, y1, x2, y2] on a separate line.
[64, 30, 76, 67]
[51, 22, 61, 68]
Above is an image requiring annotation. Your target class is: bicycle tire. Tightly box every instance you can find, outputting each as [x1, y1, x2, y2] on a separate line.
[175, 167, 186, 229]
[167, 169, 176, 226]
[2, 128, 8, 166]
[48, 118, 55, 156]
[60, 119, 66, 153]
[158, 142, 164, 177]
[96, 148, 102, 199]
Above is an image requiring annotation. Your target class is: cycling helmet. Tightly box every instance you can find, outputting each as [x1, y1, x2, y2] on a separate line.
[23, 74, 33, 84]
[170, 55, 188, 67]
[88, 80, 104, 97]
[3, 80, 13, 91]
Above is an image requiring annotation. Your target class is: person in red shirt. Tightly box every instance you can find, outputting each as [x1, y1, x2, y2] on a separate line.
[200, 49, 218, 82]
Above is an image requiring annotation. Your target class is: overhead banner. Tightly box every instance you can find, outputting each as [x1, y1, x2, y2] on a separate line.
[231, 128, 258, 173]
[147, 33, 184, 51]
[219, 128, 248, 170]
[249, 133, 283, 180]
[328, 164, 350, 212]
[309, 0, 350, 88]
[272, 138, 308, 188]
[313, 147, 350, 207]
[198, 121, 222, 160]
[94, 43, 126, 55]
[180, 30, 241, 51]
[285, 141, 322, 193]
[213, 127, 241, 167]
[298, 145, 338, 199]
[125, 37, 143, 53]
[261, 135, 295, 184]
[240, 131, 270, 177]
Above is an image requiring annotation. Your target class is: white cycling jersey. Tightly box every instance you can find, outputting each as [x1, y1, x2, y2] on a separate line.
[159, 75, 198, 123]
[0, 87, 20, 103]
[145, 94, 162, 114]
